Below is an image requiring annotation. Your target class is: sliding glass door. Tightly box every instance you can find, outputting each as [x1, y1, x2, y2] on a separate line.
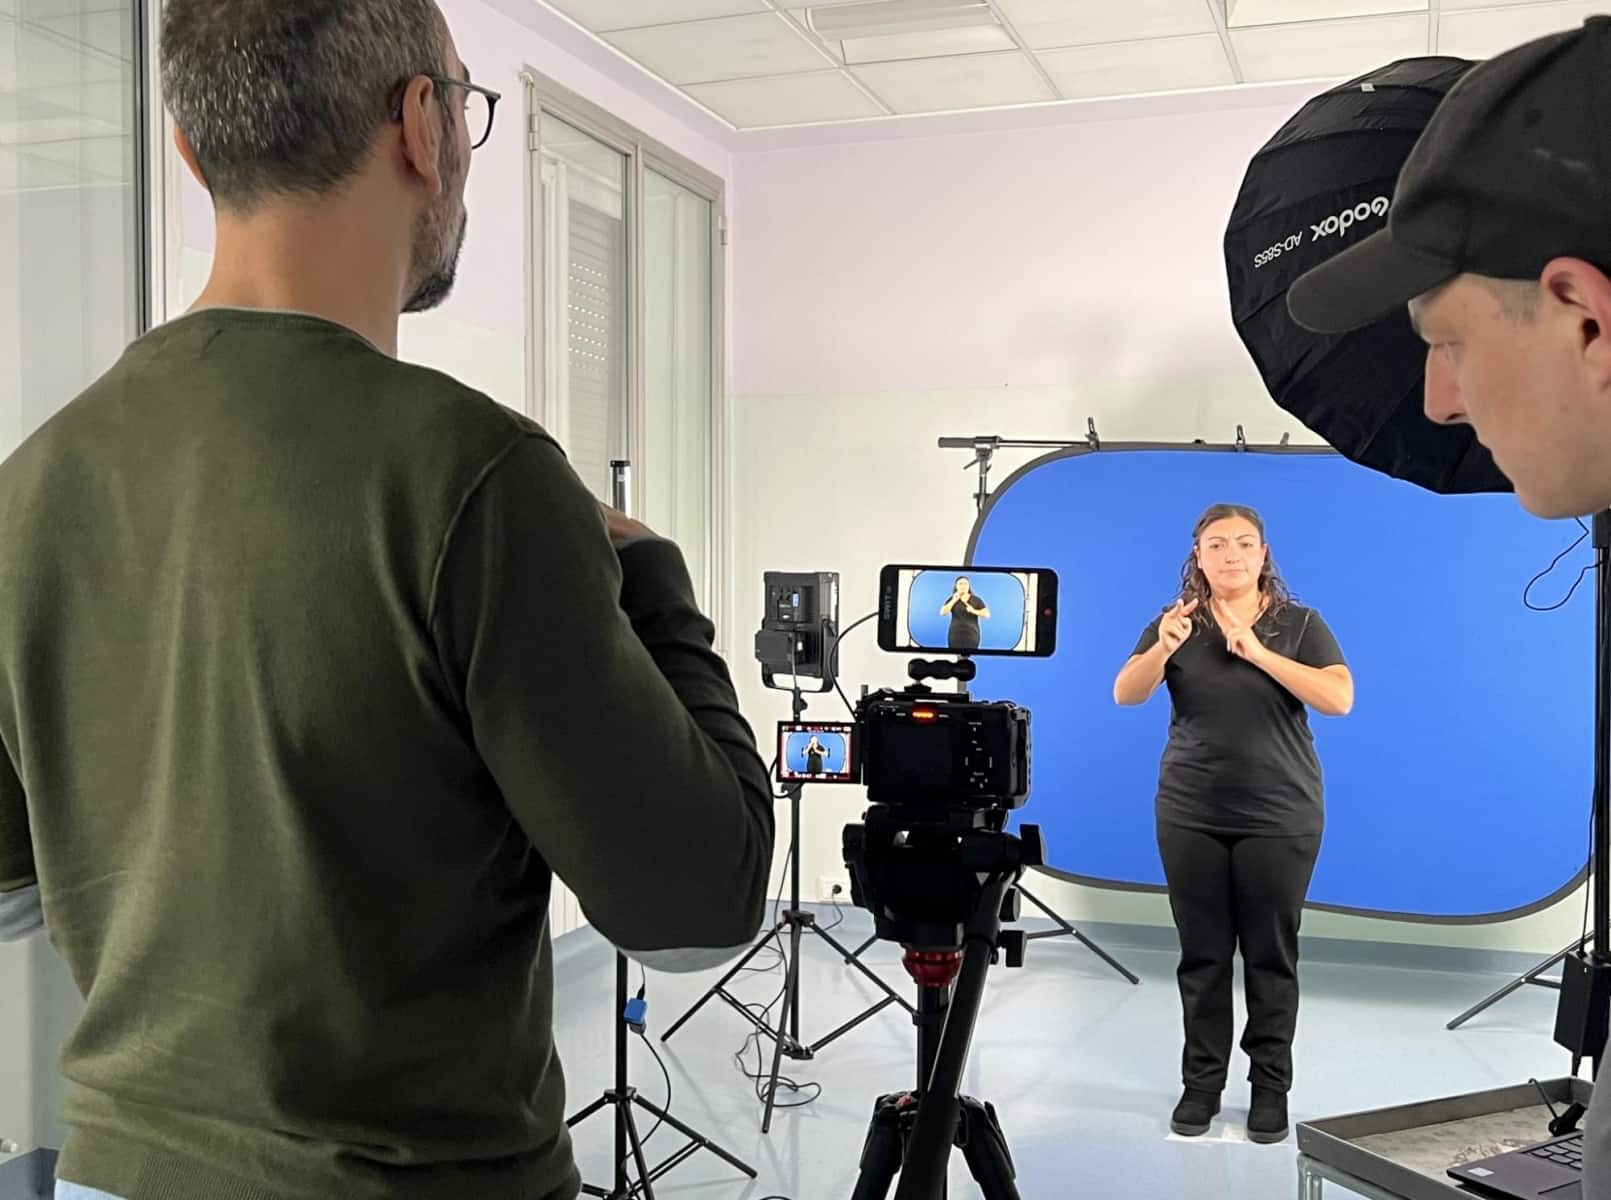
[0, 0, 147, 1159]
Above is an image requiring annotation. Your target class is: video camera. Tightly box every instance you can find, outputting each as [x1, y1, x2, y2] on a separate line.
[761, 563, 1056, 952]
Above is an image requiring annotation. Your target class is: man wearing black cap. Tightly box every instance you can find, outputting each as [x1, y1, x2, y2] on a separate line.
[1288, 16, 1611, 1192]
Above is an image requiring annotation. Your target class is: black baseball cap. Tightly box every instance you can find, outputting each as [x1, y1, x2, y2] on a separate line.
[1288, 17, 1611, 335]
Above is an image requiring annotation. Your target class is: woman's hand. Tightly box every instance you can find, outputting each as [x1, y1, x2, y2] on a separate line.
[1214, 599, 1268, 664]
[1157, 599, 1198, 657]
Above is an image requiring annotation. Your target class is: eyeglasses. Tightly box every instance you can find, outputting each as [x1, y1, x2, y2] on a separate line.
[393, 74, 502, 151]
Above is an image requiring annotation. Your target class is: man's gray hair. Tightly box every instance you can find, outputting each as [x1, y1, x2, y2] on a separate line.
[161, 0, 447, 212]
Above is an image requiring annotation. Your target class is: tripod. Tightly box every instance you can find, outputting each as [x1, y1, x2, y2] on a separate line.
[843, 874, 1139, 986]
[565, 953, 756, 1199]
[851, 873, 1024, 1200]
[661, 682, 915, 1134]
[1446, 510, 1611, 1058]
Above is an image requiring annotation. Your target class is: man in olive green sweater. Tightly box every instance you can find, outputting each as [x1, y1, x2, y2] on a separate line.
[0, 2, 774, 1198]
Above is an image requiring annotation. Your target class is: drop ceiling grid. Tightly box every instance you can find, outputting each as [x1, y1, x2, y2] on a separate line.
[503, 1, 1611, 129]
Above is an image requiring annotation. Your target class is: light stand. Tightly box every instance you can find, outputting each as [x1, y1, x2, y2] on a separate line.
[565, 956, 757, 1199]
[564, 461, 758, 1197]
[1447, 510, 1611, 1065]
[661, 676, 917, 1133]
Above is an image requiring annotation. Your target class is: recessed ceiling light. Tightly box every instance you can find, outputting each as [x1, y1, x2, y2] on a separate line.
[806, 0, 1000, 42]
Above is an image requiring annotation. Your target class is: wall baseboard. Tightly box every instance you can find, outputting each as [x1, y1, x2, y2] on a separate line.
[552, 905, 1578, 984]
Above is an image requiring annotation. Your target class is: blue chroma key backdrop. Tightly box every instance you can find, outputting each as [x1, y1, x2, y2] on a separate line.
[967, 448, 1592, 920]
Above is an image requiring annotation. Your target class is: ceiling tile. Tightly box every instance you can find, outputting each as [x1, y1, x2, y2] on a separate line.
[540, 0, 766, 33]
[996, 0, 1216, 48]
[1228, 0, 1426, 26]
[1231, 13, 1430, 83]
[1038, 35, 1235, 100]
[606, 12, 826, 84]
[853, 50, 1055, 114]
[1439, 2, 1609, 58]
[684, 70, 884, 126]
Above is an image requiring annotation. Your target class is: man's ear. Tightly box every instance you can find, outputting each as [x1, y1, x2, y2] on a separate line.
[397, 75, 445, 196]
[172, 124, 209, 193]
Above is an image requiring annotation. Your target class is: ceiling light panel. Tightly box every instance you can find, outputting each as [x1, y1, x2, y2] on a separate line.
[852, 49, 1055, 113]
[684, 70, 885, 126]
[835, 25, 1017, 64]
[1231, 13, 1430, 83]
[1440, 0, 1591, 8]
[995, 0, 1216, 48]
[1038, 34, 1235, 100]
[541, 0, 767, 34]
[806, 0, 997, 40]
[606, 12, 827, 84]
[1227, 0, 1427, 27]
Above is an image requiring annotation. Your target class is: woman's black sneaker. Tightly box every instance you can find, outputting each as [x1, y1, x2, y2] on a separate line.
[1248, 1087, 1290, 1144]
[1170, 1088, 1221, 1136]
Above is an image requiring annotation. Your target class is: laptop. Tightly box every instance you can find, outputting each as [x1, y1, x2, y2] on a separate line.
[1447, 1131, 1583, 1199]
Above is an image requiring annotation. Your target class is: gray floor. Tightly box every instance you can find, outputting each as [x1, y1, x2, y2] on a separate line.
[551, 910, 1568, 1200]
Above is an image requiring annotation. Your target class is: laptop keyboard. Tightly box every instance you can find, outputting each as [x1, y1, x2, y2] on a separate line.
[1526, 1134, 1583, 1171]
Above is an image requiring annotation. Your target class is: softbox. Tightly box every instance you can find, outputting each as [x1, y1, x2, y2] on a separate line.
[1224, 56, 1507, 496]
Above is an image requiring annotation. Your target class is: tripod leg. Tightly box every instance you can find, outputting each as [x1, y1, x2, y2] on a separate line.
[761, 936, 802, 1135]
[620, 1101, 656, 1200]
[631, 1094, 757, 1179]
[566, 1094, 610, 1128]
[661, 923, 784, 1042]
[846, 933, 877, 963]
[958, 1098, 1020, 1200]
[1072, 930, 1141, 986]
[850, 1096, 905, 1200]
[1019, 885, 1076, 934]
[1446, 936, 1587, 1030]
[816, 924, 917, 1014]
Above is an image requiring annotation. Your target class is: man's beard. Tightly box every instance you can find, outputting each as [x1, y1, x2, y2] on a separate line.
[403, 206, 466, 315]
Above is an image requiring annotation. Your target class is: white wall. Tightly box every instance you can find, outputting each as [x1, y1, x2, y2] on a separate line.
[725, 99, 1590, 957]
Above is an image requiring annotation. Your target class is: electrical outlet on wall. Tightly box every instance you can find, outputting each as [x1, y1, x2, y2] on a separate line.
[819, 874, 851, 903]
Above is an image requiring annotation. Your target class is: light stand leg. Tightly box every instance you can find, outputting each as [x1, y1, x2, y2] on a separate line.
[1446, 936, 1587, 1030]
[1017, 883, 1139, 984]
[761, 921, 803, 1135]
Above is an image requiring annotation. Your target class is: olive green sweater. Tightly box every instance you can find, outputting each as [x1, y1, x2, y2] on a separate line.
[0, 309, 774, 1200]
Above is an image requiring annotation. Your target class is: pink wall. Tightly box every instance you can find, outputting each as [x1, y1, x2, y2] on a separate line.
[729, 97, 1310, 397]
